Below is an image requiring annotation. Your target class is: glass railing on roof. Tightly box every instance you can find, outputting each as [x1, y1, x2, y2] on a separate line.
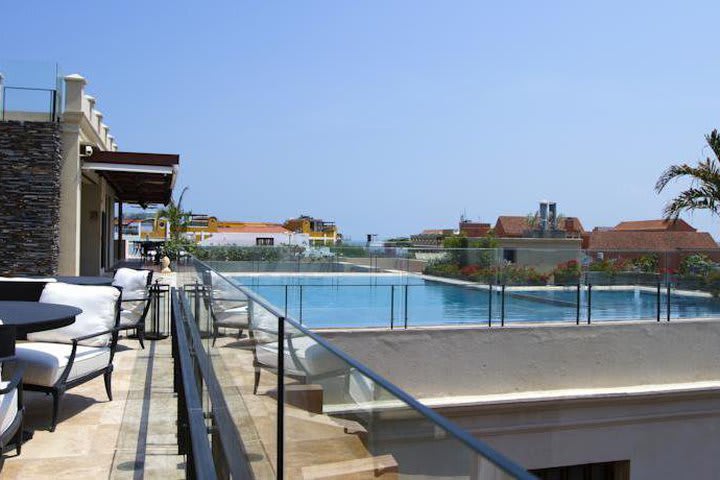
[175, 257, 534, 479]
[0, 59, 63, 122]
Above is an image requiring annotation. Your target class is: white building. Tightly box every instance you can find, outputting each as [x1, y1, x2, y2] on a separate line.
[199, 225, 310, 247]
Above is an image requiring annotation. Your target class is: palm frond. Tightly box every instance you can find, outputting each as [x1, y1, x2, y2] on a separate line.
[662, 187, 720, 219]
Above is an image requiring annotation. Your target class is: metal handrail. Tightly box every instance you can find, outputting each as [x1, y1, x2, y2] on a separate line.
[194, 257, 535, 479]
[171, 289, 218, 479]
[176, 288, 254, 479]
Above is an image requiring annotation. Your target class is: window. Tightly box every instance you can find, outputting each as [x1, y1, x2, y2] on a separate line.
[256, 237, 274, 246]
[503, 249, 517, 263]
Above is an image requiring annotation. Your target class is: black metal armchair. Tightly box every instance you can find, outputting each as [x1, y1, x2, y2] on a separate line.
[6, 284, 122, 432]
[114, 269, 154, 349]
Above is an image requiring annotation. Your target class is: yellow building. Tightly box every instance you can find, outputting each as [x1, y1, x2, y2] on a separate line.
[283, 215, 341, 245]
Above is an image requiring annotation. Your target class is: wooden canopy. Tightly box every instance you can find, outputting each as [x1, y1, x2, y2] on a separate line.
[83, 151, 180, 206]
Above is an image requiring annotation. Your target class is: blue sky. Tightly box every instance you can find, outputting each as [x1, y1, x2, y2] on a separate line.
[3, 1, 720, 240]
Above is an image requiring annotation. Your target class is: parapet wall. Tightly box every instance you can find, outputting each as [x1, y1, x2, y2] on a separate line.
[0, 121, 62, 275]
[320, 319, 720, 398]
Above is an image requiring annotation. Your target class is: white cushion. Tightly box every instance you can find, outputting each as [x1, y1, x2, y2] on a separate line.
[0, 276, 57, 282]
[30, 283, 120, 347]
[113, 268, 150, 296]
[256, 336, 348, 378]
[120, 309, 141, 327]
[0, 381, 18, 435]
[10, 342, 110, 387]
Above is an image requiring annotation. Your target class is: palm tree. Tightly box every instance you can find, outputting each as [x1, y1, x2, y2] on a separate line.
[655, 129, 720, 220]
[155, 186, 194, 259]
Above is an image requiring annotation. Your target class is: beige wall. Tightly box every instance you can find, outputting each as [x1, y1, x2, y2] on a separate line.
[58, 74, 118, 275]
[320, 319, 720, 398]
[321, 321, 720, 478]
[497, 238, 581, 273]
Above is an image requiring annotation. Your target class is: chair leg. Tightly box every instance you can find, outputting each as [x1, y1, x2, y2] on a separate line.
[50, 390, 63, 432]
[237, 329, 243, 339]
[253, 369, 261, 395]
[212, 326, 219, 347]
[104, 371, 113, 401]
[14, 417, 23, 456]
[138, 326, 145, 350]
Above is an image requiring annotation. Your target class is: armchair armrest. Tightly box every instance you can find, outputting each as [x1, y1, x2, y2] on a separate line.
[71, 328, 118, 344]
[121, 297, 150, 303]
[0, 361, 26, 394]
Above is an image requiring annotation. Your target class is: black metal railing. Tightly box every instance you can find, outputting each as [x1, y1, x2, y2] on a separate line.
[228, 277, 697, 329]
[171, 287, 254, 479]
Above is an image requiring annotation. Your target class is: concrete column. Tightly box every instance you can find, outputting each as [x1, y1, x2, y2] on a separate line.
[58, 74, 86, 275]
[64, 74, 86, 113]
[94, 110, 103, 138]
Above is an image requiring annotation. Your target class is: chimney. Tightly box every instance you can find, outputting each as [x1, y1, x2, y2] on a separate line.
[549, 202, 557, 230]
[539, 200, 549, 231]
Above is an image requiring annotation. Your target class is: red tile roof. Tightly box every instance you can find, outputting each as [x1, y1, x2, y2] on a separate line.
[613, 219, 695, 232]
[494, 216, 585, 237]
[588, 231, 718, 251]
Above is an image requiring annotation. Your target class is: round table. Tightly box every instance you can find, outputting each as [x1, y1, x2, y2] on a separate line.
[54, 276, 113, 286]
[0, 301, 82, 335]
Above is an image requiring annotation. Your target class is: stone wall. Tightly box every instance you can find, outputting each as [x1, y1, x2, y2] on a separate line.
[0, 121, 62, 275]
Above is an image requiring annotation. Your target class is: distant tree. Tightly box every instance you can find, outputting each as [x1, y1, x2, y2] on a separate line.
[656, 129, 720, 219]
[155, 186, 195, 260]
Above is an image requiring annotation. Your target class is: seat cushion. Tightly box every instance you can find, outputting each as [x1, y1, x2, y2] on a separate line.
[113, 269, 150, 301]
[256, 336, 348, 378]
[30, 283, 120, 347]
[11, 342, 110, 387]
[0, 381, 18, 436]
[214, 310, 249, 329]
[120, 309, 141, 327]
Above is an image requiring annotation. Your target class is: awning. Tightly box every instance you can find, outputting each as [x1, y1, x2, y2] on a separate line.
[83, 151, 180, 206]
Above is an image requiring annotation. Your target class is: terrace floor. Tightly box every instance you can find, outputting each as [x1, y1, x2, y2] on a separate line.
[2, 338, 185, 479]
[210, 334, 396, 479]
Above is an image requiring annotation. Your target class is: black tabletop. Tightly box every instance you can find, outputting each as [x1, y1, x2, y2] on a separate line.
[0, 301, 81, 335]
[55, 276, 113, 286]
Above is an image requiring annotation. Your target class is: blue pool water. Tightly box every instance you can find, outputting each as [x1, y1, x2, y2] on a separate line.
[231, 275, 720, 328]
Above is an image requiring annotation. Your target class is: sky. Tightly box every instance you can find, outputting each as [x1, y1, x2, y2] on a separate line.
[3, 1, 720, 241]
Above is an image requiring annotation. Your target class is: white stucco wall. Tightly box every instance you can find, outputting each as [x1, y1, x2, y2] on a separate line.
[320, 319, 720, 398]
[199, 232, 310, 247]
[319, 320, 720, 478]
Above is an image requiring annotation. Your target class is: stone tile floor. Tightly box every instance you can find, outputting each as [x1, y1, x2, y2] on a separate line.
[2, 338, 184, 479]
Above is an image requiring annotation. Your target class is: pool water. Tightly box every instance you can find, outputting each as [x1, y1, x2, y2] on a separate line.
[231, 275, 720, 329]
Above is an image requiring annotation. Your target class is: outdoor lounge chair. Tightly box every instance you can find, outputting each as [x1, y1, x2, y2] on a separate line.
[203, 271, 250, 346]
[0, 324, 25, 463]
[248, 298, 349, 395]
[113, 268, 154, 349]
[6, 283, 121, 431]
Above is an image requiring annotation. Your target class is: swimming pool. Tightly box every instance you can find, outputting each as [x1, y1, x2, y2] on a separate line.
[230, 274, 720, 328]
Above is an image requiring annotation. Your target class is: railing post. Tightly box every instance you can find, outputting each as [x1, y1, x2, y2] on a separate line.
[500, 284, 506, 327]
[403, 284, 409, 329]
[390, 285, 395, 330]
[587, 284, 592, 324]
[666, 281, 671, 322]
[299, 285, 303, 324]
[576, 283, 581, 325]
[193, 281, 200, 325]
[277, 315, 285, 479]
[488, 284, 492, 327]
[284, 285, 288, 317]
[656, 281, 661, 322]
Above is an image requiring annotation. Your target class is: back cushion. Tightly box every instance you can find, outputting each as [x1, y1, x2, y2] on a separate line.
[113, 268, 150, 301]
[30, 283, 120, 347]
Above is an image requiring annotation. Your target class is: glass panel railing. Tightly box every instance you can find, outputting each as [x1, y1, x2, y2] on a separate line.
[184, 257, 533, 479]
